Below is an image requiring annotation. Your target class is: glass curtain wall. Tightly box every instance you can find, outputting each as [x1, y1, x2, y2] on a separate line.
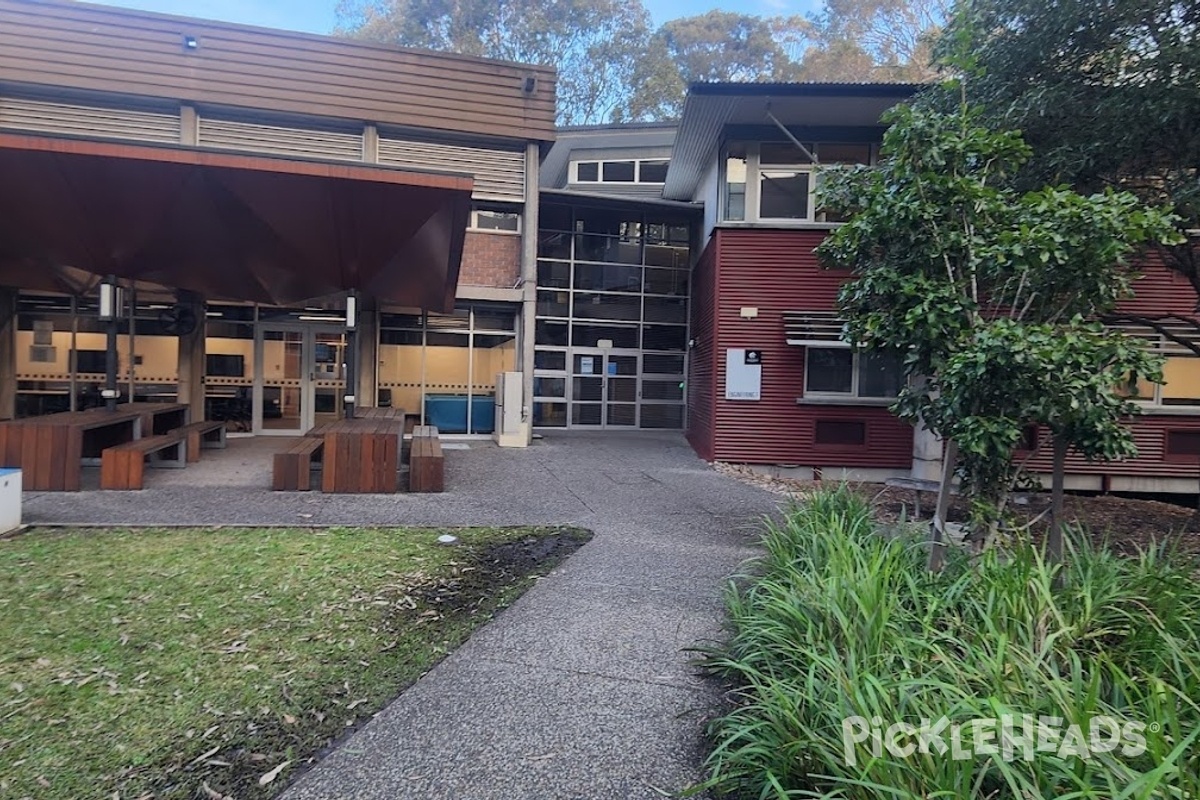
[13, 291, 519, 435]
[379, 305, 518, 434]
[14, 291, 183, 416]
[534, 201, 691, 428]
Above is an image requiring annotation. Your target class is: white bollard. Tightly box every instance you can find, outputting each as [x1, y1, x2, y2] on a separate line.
[0, 468, 21, 535]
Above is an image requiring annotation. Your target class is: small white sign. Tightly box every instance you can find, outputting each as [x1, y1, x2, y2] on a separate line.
[725, 349, 763, 401]
[579, 356, 595, 375]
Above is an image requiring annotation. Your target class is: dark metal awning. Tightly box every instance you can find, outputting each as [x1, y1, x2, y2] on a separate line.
[0, 132, 474, 311]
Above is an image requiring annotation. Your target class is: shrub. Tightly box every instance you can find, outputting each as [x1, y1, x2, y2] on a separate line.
[700, 486, 1200, 799]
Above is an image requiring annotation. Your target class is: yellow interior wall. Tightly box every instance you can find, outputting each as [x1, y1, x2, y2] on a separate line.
[1163, 357, 1200, 400]
[16, 330, 179, 380]
[422, 344, 471, 390]
[473, 339, 516, 390]
[377, 337, 516, 414]
[377, 343, 424, 411]
[19, 327, 519, 415]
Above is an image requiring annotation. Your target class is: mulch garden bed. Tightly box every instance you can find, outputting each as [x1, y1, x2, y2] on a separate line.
[717, 462, 1200, 559]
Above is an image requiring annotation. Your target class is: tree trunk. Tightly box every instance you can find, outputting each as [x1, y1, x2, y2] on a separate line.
[1046, 434, 1068, 566]
[928, 439, 958, 572]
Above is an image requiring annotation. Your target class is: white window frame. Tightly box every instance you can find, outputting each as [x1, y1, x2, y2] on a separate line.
[468, 206, 521, 234]
[1121, 340, 1200, 411]
[803, 345, 901, 404]
[722, 142, 873, 225]
[570, 158, 670, 185]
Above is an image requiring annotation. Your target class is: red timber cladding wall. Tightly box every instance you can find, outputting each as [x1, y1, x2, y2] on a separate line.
[1022, 416, 1200, 479]
[458, 231, 520, 289]
[708, 228, 913, 467]
[686, 242, 717, 460]
[1115, 254, 1199, 316]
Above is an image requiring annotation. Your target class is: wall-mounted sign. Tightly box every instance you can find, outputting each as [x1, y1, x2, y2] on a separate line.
[725, 349, 763, 400]
[579, 356, 595, 375]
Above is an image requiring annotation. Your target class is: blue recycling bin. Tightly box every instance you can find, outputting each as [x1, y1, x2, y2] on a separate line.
[424, 394, 496, 434]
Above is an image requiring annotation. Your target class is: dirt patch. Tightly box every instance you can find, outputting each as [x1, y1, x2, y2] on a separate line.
[406, 527, 594, 621]
[716, 462, 1200, 560]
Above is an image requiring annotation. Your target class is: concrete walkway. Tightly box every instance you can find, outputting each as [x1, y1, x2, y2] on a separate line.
[22, 431, 782, 799]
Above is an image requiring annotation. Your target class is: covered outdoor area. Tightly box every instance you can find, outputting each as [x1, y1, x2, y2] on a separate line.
[0, 131, 473, 492]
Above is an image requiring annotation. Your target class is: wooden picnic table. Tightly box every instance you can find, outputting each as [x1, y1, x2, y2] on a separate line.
[320, 415, 402, 493]
[0, 403, 190, 491]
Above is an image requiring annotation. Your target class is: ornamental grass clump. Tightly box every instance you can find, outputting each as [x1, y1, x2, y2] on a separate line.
[700, 486, 1200, 799]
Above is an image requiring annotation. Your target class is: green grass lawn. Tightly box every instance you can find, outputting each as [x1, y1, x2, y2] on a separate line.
[0, 525, 588, 799]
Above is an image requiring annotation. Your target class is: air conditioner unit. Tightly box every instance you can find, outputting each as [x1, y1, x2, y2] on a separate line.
[0, 469, 21, 535]
[493, 371, 529, 448]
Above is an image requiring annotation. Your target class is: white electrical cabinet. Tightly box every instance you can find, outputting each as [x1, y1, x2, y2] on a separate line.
[493, 371, 529, 447]
[0, 469, 21, 535]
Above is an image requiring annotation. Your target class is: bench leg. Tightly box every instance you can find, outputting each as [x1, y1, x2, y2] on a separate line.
[273, 454, 297, 491]
[150, 440, 187, 469]
[298, 453, 313, 491]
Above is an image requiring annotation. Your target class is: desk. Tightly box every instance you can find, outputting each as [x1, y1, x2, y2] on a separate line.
[320, 416, 402, 493]
[0, 403, 191, 491]
[118, 402, 189, 436]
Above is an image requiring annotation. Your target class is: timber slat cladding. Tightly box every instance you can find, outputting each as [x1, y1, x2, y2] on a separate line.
[271, 437, 323, 491]
[0, 0, 556, 142]
[321, 418, 399, 493]
[409, 431, 444, 493]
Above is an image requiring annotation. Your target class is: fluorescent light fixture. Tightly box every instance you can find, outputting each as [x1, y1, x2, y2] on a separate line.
[345, 293, 358, 330]
[297, 314, 345, 322]
[98, 279, 123, 321]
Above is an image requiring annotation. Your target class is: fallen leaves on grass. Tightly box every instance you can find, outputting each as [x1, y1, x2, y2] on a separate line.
[258, 761, 291, 786]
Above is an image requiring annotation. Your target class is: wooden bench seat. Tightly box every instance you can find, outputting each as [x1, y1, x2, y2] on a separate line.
[100, 433, 187, 490]
[409, 425, 444, 493]
[884, 477, 958, 520]
[321, 418, 399, 493]
[272, 437, 324, 491]
[178, 420, 226, 462]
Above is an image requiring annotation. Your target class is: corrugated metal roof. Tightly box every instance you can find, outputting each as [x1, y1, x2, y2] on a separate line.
[663, 83, 920, 201]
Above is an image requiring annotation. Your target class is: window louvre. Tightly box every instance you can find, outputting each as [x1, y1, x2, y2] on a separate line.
[1166, 430, 1200, 457]
[815, 420, 866, 446]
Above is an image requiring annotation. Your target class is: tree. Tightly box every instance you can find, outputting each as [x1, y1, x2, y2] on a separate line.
[618, 0, 946, 122]
[932, 0, 1200, 297]
[616, 12, 808, 122]
[335, 0, 655, 125]
[816, 101, 1180, 566]
[798, 0, 948, 82]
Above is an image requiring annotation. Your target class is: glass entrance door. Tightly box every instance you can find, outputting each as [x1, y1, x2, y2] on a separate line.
[311, 331, 347, 428]
[570, 349, 639, 428]
[253, 326, 346, 434]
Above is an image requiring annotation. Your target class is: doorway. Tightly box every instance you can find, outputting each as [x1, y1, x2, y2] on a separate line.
[253, 325, 347, 434]
[569, 348, 639, 428]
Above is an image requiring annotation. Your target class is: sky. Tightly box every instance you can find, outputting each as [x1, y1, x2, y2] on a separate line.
[87, 0, 822, 34]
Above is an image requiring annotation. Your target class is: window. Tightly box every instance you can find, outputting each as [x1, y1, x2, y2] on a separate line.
[571, 158, 671, 185]
[470, 207, 520, 233]
[576, 162, 599, 182]
[814, 420, 867, 446]
[723, 141, 875, 224]
[759, 170, 811, 219]
[804, 347, 903, 399]
[639, 160, 669, 182]
[1121, 354, 1200, 408]
[602, 161, 636, 182]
